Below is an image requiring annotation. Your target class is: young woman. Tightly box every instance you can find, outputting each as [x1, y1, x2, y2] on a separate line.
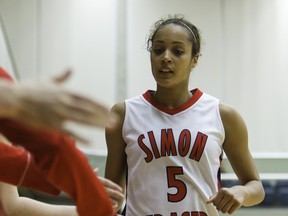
[105, 15, 265, 215]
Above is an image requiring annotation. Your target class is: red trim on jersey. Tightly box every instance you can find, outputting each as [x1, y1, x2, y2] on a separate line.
[142, 88, 203, 115]
[217, 156, 222, 190]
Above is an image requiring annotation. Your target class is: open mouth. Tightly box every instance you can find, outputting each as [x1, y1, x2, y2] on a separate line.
[159, 69, 173, 73]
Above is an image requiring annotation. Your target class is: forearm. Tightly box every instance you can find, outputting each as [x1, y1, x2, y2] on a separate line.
[10, 197, 78, 216]
[241, 180, 265, 206]
[0, 182, 78, 216]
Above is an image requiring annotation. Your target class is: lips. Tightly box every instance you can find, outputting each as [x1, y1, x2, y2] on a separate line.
[159, 68, 173, 73]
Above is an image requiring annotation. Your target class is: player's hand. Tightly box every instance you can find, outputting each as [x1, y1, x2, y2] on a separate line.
[207, 186, 246, 214]
[94, 168, 124, 211]
[2, 70, 117, 143]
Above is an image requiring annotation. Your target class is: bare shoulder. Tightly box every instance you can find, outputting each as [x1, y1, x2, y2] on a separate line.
[219, 103, 246, 129]
[110, 101, 125, 116]
[219, 103, 240, 120]
[106, 101, 126, 135]
[219, 103, 248, 151]
[109, 102, 126, 126]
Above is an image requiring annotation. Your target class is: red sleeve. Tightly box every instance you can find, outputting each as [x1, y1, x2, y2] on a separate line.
[0, 119, 115, 216]
[0, 142, 60, 195]
[0, 67, 14, 81]
[0, 66, 115, 215]
[0, 142, 29, 185]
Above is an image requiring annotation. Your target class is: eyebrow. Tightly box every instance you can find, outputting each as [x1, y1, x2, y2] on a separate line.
[153, 40, 188, 46]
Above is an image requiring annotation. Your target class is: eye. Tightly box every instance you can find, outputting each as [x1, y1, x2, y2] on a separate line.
[152, 47, 164, 55]
[174, 49, 184, 56]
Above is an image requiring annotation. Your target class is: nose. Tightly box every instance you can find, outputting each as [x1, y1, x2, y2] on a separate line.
[161, 50, 172, 63]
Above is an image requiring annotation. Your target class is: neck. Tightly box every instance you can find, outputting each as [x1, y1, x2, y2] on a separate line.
[153, 87, 192, 109]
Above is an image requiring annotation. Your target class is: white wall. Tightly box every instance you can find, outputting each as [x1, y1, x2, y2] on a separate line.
[1, 0, 288, 153]
[222, 0, 288, 152]
[0, 7, 14, 78]
[0, 0, 37, 79]
[0, 0, 117, 150]
[38, 0, 118, 150]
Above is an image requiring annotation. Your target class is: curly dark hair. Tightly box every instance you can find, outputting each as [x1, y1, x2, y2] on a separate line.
[146, 14, 202, 57]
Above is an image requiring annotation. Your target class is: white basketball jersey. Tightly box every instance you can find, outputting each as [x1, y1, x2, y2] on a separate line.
[122, 89, 225, 216]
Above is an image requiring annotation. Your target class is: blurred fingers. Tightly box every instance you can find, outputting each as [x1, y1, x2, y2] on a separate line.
[97, 176, 124, 203]
[98, 176, 123, 193]
[56, 94, 117, 128]
[53, 70, 72, 84]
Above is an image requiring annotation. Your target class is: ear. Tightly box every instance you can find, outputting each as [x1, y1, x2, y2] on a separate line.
[190, 54, 200, 69]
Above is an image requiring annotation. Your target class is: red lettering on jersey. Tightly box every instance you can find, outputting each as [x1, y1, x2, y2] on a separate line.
[148, 131, 161, 159]
[138, 129, 208, 163]
[138, 134, 153, 163]
[167, 166, 186, 202]
[146, 215, 162, 216]
[181, 212, 190, 216]
[169, 212, 207, 216]
[178, 129, 191, 157]
[191, 212, 207, 216]
[189, 132, 208, 161]
[161, 129, 177, 156]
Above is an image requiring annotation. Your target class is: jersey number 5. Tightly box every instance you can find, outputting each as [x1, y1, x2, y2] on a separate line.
[166, 166, 187, 202]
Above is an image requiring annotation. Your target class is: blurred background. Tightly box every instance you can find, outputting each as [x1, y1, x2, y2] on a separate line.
[1, 0, 288, 215]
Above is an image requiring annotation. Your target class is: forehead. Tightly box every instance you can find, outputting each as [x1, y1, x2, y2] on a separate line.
[153, 23, 191, 45]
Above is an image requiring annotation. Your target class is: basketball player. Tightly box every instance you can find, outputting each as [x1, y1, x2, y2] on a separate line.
[0, 67, 123, 215]
[105, 15, 265, 215]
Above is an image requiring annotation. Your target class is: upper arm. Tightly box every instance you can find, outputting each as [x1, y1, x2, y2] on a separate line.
[105, 102, 127, 190]
[220, 103, 261, 185]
